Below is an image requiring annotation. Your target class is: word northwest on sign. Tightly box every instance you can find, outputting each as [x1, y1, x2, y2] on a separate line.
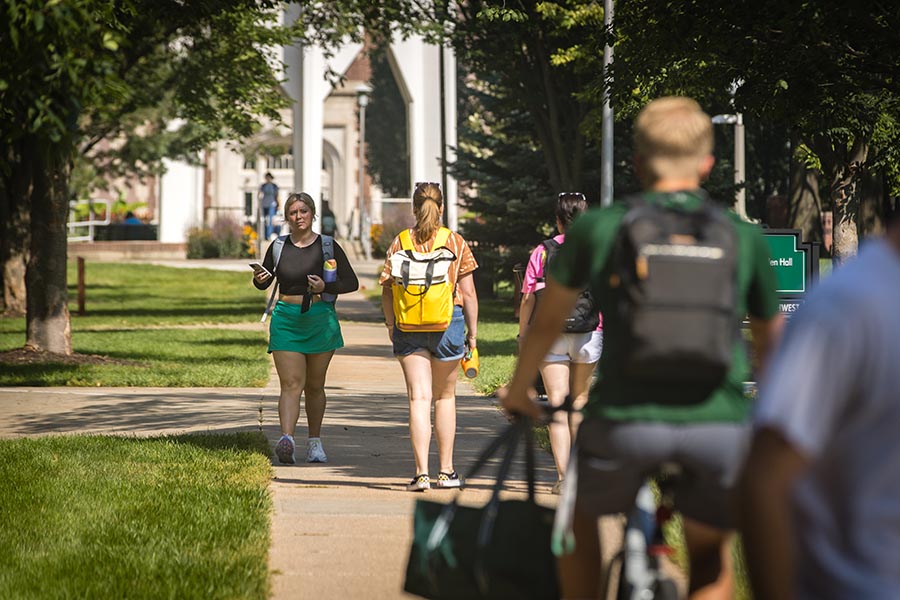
[779, 302, 802, 314]
[769, 257, 794, 267]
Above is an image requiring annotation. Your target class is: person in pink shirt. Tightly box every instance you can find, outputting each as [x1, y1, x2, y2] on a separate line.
[518, 192, 602, 493]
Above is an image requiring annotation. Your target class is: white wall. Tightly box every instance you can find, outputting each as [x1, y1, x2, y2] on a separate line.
[387, 34, 459, 229]
[158, 156, 204, 243]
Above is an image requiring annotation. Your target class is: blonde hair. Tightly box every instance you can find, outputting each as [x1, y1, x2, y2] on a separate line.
[634, 97, 714, 182]
[412, 182, 443, 244]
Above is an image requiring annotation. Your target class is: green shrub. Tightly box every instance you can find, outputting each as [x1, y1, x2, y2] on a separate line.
[186, 228, 218, 259]
[186, 216, 252, 259]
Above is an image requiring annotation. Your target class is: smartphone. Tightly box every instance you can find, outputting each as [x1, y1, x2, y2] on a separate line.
[249, 262, 272, 277]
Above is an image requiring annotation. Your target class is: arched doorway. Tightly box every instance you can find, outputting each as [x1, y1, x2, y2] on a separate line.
[320, 139, 345, 237]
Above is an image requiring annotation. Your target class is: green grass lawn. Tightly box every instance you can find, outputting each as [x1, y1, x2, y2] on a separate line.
[0, 432, 272, 599]
[64, 262, 264, 327]
[0, 262, 270, 386]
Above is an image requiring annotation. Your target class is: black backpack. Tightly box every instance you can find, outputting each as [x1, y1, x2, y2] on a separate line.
[611, 194, 739, 386]
[533, 239, 600, 333]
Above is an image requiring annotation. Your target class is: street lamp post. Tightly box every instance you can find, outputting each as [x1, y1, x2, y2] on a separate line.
[356, 83, 373, 260]
[600, 0, 615, 207]
[711, 113, 746, 220]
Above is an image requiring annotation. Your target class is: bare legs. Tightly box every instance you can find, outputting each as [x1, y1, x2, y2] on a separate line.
[682, 519, 735, 600]
[272, 349, 335, 437]
[540, 360, 596, 480]
[399, 350, 460, 475]
[557, 508, 603, 599]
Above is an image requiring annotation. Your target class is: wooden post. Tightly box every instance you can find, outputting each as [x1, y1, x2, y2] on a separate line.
[77, 256, 85, 316]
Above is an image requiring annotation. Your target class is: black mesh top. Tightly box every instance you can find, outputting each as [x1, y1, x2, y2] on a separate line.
[254, 236, 358, 296]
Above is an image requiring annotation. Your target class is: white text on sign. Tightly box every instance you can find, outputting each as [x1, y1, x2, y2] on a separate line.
[769, 257, 793, 267]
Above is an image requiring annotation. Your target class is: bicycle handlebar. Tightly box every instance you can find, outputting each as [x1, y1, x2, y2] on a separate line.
[506, 394, 574, 424]
[513, 394, 575, 425]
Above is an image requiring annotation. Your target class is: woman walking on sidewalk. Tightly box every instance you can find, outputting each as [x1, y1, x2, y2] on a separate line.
[253, 192, 359, 464]
[517, 192, 602, 494]
[379, 182, 478, 491]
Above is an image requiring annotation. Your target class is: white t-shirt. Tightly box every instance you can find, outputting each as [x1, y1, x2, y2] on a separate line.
[755, 238, 900, 599]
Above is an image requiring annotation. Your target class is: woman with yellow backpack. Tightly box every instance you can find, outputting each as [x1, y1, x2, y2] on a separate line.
[379, 182, 479, 491]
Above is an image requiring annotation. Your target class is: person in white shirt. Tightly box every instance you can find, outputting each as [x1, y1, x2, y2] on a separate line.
[739, 204, 900, 600]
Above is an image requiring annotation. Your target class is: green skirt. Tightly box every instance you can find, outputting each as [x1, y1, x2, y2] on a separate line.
[268, 301, 344, 354]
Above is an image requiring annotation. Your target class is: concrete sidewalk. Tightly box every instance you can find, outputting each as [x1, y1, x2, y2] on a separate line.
[263, 270, 559, 599]
[0, 256, 562, 599]
[266, 318, 558, 599]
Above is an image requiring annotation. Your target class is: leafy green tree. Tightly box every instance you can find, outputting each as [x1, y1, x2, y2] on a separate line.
[554, 0, 900, 261]
[0, 0, 293, 352]
[366, 45, 410, 198]
[452, 75, 559, 292]
[298, 1, 607, 290]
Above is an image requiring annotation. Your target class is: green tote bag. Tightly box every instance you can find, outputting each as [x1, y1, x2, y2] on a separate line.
[403, 418, 560, 600]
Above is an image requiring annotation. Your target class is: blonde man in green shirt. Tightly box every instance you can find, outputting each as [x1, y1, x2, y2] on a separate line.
[502, 97, 783, 599]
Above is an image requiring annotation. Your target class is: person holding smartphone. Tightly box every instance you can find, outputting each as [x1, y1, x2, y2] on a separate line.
[253, 192, 359, 465]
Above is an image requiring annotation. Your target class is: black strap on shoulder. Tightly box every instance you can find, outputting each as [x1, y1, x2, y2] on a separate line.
[535, 238, 561, 285]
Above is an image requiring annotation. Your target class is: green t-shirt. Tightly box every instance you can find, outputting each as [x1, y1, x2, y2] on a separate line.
[549, 190, 780, 423]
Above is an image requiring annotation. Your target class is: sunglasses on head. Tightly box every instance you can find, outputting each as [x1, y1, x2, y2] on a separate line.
[558, 192, 586, 201]
[415, 181, 441, 189]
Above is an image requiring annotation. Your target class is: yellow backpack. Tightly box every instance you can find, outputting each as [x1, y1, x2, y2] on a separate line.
[389, 227, 457, 332]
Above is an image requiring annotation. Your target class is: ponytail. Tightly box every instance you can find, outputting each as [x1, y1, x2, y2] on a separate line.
[412, 182, 443, 244]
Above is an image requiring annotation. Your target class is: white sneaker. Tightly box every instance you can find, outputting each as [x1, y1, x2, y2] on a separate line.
[275, 435, 295, 465]
[406, 474, 430, 491]
[434, 471, 463, 489]
[306, 438, 327, 463]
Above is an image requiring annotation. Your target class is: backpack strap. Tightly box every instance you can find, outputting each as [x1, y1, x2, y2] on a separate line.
[399, 228, 414, 251]
[433, 227, 451, 249]
[400, 227, 451, 252]
[535, 238, 560, 284]
[320, 234, 337, 304]
[260, 235, 289, 322]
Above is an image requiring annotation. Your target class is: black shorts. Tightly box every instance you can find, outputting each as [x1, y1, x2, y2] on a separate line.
[572, 418, 751, 530]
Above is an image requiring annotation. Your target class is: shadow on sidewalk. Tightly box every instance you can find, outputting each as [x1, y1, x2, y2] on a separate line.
[265, 391, 559, 495]
[10, 390, 265, 437]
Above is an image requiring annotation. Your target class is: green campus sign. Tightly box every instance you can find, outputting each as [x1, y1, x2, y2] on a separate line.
[764, 232, 807, 294]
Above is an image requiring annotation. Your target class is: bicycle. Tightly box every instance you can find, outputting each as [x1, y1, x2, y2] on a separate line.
[605, 463, 681, 600]
[545, 397, 681, 600]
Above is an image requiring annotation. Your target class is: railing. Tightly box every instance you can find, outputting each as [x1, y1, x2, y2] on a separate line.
[67, 199, 111, 242]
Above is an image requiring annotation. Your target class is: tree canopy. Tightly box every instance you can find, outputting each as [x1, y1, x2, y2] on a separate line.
[5, 0, 899, 355]
[552, 0, 900, 258]
[0, 0, 297, 351]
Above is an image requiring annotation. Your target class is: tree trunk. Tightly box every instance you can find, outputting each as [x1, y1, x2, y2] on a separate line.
[830, 138, 867, 265]
[516, 34, 587, 194]
[787, 141, 824, 248]
[0, 140, 33, 317]
[25, 145, 73, 354]
[1, 206, 29, 318]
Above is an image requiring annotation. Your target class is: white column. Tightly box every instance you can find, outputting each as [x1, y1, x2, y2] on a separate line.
[292, 47, 325, 231]
[158, 157, 203, 243]
[393, 38, 451, 215]
[158, 118, 203, 243]
[443, 47, 458, 230]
